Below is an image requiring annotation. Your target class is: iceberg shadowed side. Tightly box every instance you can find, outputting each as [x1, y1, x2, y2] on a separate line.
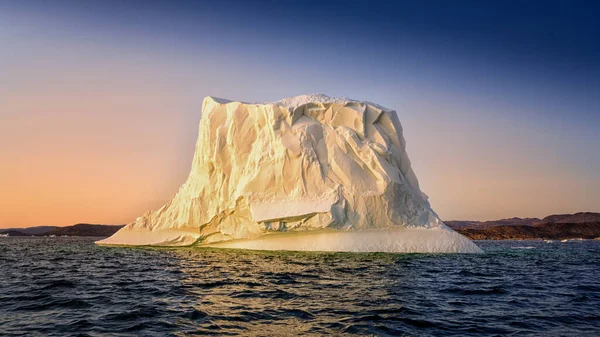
[97, 94, 482, 253]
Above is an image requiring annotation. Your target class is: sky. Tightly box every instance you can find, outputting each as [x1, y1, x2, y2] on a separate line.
[1, 0, 599, 228]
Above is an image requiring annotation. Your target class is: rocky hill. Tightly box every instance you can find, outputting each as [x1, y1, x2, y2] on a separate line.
[446, 213, 600, 240]
[533, 212, 600, 226]
[446, 217, 539, 230]
[1, 224, 124, 237]
[46, 224, 124, 237]
[0, 226, 58, 235]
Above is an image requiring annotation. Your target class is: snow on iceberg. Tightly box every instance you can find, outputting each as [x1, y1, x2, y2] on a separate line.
[97, 94, 482, 253]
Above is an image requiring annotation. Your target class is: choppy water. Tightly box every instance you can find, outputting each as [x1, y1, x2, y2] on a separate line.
[1, 237, 599, 336]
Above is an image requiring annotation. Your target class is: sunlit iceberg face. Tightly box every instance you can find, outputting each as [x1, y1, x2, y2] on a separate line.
[97, 94, 482, 253]
[204, 228, 483, 254]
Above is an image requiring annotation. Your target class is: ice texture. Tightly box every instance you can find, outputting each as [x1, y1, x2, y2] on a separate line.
[97, 94, 482, 253]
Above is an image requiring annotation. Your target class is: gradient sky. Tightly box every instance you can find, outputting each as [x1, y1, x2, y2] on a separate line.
[1, 0, 599, 228]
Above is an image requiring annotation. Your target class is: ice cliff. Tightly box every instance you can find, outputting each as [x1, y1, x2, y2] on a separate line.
[97, 94, 482, 253]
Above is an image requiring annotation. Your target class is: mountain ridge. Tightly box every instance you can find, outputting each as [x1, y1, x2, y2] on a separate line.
[445, 212, 600, 240]
[445, 212, 600, 230]
[1, 224, 124, 237]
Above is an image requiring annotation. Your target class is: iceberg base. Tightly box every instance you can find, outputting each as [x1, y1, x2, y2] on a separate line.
[201, 227, 483, 254]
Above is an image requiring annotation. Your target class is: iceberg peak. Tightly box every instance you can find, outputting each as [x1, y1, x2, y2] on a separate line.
[204, 93, 391, 111]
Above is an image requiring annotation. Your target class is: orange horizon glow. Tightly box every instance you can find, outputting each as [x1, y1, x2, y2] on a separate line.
[2, 5, 599, 228]
[2, 87, 598, 228]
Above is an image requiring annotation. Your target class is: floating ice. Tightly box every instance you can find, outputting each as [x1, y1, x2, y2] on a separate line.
[205, 228, 482, 253]
[97, 94, 483, 253]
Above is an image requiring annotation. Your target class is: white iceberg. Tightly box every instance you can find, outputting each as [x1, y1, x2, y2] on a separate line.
[97, 94, 482, 253]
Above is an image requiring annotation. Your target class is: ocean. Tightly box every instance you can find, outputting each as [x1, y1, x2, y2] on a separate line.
[1, 237, 599, 336]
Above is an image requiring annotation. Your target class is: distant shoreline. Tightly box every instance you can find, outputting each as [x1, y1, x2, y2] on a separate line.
[446, 212, 600, 240]
[3, 212, 600, 241]
[0, 224, 124, 237]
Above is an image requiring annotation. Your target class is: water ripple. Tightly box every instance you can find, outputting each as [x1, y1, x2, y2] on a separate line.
[0, 237, 599, 336]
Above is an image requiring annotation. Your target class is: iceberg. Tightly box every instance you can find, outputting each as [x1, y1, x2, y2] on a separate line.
[97, 94, 482, 253]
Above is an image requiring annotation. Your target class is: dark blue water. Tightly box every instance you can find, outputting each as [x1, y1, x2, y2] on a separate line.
[1, 237, 599, 336]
